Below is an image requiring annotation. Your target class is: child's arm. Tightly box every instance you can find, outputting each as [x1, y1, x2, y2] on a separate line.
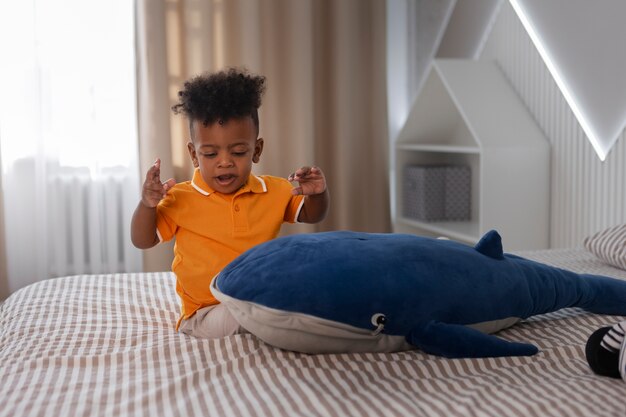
[288, 166, 330, 224]
[131, 158, 176, 249]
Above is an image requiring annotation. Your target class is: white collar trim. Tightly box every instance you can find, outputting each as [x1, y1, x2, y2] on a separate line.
[254, 175, 267, 192]
[191, 179, 211, 196]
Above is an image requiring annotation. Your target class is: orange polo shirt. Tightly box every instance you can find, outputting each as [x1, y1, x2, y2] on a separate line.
[156, 168, 304, 328]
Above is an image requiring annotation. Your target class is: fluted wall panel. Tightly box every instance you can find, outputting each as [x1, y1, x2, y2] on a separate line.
[480, 2, 626, 248]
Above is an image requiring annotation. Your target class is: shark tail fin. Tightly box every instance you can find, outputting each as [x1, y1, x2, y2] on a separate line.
[475, 230, 504, 260]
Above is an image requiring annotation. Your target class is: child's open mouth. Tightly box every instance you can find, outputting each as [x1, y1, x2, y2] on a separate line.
[216, 174, 236, 187]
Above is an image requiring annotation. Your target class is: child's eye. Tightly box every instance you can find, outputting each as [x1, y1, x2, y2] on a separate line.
[201, 153, 216, 158]
[232, 151, 247, 157]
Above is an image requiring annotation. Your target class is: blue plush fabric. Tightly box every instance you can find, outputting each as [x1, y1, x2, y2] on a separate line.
[214, 230, 626, 358]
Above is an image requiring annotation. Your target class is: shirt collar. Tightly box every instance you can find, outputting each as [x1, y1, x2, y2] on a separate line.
[190, 168, 214, 196]
[247, 175, 268, 194]
[190, 168, 267, 196]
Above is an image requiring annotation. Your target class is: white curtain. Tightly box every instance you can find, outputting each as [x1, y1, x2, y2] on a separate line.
[0, 0, 142, 293]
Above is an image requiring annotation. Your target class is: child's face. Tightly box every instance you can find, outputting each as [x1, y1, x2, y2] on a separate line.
[187, 117, 263, 194]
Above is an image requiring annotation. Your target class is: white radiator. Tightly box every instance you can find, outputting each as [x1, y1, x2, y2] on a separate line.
[47, 169, 142, 277]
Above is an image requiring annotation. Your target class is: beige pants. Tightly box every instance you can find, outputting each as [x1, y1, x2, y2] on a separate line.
[178, 304, 245, 339]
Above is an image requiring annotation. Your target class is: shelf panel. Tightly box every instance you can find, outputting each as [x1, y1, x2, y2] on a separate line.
[396, 143, 480, 154]
[398, 216, 480, 244]
[392, 59, 549, 250]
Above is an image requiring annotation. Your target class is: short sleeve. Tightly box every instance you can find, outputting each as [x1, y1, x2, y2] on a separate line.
[155, 193, 179, 243]
[284, 194, 305, 223]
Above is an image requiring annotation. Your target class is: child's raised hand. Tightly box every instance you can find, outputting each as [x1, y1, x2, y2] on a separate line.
[141, 158, 176, 208]
[288, 166, 327, 196]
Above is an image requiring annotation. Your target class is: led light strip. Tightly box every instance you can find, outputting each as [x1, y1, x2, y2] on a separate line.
[509, 0, 608, 161]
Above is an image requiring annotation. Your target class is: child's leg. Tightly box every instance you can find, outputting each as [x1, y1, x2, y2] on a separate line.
[179, 304, 244, 339]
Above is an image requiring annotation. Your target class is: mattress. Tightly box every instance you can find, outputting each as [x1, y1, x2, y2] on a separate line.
[1, 248, 626, 417]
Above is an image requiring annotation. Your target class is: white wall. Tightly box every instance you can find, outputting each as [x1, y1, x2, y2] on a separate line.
[480, 2, 626, 248]
[388, 0, 626, 249]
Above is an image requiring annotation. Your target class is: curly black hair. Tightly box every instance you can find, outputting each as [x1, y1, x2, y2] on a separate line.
[172, 68, 266, 137]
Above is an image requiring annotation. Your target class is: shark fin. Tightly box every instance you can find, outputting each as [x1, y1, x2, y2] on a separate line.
[406, 321, 538, 358]
[474, 230, 505, 260]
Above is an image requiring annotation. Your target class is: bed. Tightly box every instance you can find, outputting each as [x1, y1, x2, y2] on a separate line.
[1, 248, 626, 417]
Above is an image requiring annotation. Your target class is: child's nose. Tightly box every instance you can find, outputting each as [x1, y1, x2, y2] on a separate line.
[217, 154, 234, 168]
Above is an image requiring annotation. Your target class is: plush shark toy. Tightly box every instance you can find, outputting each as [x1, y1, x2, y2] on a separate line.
[210, 230, 626, 358]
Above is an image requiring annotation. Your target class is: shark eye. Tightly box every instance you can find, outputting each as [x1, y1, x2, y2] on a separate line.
[370, 313, 387, 335]
[371, 313, 386, 326]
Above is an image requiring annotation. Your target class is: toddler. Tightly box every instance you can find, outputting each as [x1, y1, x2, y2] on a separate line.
[131, 68, 330, 338]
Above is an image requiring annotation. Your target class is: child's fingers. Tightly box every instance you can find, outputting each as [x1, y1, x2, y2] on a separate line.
[141, 190, 165, 207]
[145, 189, 164, 200]
[144, 181, 165, 193]
[162, 178, 176, 190]
[146, 158, 161, 183]
[288, 166, 312, 182]
[310, 166, 323, 176]
[291, 184, 325, 196]
[141, 159, 174, 208]
[288, 170, 300, 182]
[287, 165, 326, 196]
[144, 184, 173, 200]
[305, 166, 324, 180]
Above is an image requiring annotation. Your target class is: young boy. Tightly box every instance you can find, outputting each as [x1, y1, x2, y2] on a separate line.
[131, 68, 330, 339]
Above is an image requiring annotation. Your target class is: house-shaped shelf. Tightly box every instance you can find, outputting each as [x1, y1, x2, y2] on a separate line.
[393, 59, 550, 250]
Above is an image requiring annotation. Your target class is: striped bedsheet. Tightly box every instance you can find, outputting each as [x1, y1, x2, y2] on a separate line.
[1, 248, 626, 417]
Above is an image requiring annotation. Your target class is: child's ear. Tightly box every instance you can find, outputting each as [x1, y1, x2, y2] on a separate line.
[187, 141, 199, 168]
[252, 138, 264, 163]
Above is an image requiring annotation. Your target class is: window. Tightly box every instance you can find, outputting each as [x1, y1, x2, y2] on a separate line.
[0, 0, 141, 291]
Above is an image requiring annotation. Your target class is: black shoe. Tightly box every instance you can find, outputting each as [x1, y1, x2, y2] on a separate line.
[585, 326, 621, 378]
